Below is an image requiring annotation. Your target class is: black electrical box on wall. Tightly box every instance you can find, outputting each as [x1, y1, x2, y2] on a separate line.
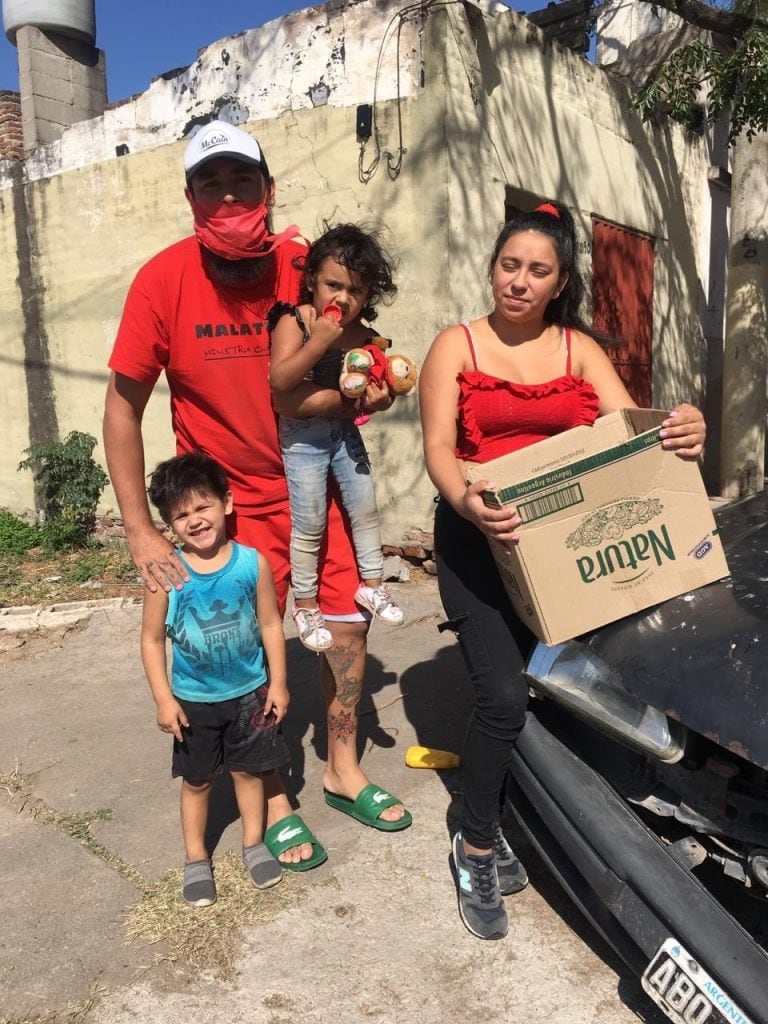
[356, 104, 373, 142]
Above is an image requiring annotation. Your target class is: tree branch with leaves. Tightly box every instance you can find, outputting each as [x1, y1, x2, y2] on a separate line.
[626, 0, 768, 141]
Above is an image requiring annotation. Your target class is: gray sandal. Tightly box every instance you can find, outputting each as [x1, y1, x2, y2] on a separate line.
[243, 842, 282, 889]
[183, 859, 217, 906]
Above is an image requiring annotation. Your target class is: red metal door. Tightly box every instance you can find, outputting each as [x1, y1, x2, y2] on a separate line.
[591, 219, 654, 407]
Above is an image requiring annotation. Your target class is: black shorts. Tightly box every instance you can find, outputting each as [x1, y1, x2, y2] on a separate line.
[171, 684, 290, 782]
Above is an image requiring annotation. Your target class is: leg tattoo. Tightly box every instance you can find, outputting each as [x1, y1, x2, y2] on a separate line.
[325, 639, 364, 710]
[328, 708, 355, 744]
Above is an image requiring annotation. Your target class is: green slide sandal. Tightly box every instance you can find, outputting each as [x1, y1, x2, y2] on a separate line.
[264, 814, 328, 871]
[323, 783, 413, 832]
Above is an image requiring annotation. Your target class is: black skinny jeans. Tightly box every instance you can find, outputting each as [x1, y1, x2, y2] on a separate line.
[434, 498, 534, 848]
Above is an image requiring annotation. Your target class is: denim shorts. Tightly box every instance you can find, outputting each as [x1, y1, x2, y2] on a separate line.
[171, 684, 290, 781]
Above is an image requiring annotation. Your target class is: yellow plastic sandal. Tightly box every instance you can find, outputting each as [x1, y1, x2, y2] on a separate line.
[405, 745, 461, 769]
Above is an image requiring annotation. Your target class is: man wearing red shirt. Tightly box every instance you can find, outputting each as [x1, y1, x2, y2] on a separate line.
[104, 121, 410, 870]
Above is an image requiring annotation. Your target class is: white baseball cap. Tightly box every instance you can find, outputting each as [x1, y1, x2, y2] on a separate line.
[184, 120, 270, 182]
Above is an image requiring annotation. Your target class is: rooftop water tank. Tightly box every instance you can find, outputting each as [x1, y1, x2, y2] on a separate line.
[3, 0, 96, 45]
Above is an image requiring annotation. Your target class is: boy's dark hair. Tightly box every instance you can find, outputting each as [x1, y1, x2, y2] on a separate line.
[147, 452, 230, 523]
[297, 222, 397, 322]
[488, 201, 613, 345]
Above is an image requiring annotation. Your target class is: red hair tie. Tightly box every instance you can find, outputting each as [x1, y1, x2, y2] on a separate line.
[535, 202, 560, 218]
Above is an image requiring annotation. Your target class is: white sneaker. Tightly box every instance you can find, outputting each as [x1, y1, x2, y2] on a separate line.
[292, 606, 333, 652]
[354, 584, 405, 626]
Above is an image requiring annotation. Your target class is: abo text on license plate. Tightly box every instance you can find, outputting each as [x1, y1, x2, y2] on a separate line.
[641, 938, 754, 1024]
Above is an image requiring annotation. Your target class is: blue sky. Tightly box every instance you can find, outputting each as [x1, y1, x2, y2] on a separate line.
[0, 1, 310, 99]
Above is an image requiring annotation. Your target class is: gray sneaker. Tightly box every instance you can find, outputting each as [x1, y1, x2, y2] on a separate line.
[493, 824, 529, 896]
[243, 842, 283, 890]
[451, 831, 508, 940]
[183, 859, 216, 906]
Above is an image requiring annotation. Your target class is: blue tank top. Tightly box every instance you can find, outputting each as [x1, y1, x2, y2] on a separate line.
[165, 542, 267, 702]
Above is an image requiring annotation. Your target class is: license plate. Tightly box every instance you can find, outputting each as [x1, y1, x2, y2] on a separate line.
[641, 938, 754, 1024]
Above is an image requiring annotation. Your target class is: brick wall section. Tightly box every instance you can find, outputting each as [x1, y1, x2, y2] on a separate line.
[0, 91, 24, 159]
[383, 528, 436, 574]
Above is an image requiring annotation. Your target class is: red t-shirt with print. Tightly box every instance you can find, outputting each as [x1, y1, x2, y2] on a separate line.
[109, 235, 305, 512]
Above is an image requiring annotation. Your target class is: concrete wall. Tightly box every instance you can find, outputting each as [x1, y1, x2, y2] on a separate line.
[0, 0, 424, 184]
[15, 25, 106, 150]
[596, 0, 681, 65]
[0, 0, 709, 541]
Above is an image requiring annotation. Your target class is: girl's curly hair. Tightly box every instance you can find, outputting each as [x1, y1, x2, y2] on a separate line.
[296, 222, 397, 322]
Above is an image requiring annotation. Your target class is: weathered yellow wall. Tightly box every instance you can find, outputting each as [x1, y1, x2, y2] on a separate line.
[0, 167, 30, 510]
[0, 1, 709, 544]
[0, 96, 447, 537]
[2, 148, 187, 515]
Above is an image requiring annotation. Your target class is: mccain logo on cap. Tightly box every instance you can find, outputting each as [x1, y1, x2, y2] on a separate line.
[199, 130, 230, 152]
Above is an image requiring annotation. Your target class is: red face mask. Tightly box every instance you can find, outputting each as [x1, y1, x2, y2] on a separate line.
[188, 197, 299, 261]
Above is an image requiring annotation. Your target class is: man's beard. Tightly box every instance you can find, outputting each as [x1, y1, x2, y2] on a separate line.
[201, 246, 275, 286]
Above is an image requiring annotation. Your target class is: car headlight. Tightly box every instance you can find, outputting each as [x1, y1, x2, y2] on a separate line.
[526, 642, 686, 763]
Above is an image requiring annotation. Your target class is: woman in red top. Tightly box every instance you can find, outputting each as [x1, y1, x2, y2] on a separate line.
[419, 202, 706, 941]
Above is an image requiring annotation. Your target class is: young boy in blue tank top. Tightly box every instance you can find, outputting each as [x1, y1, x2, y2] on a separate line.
[141, 451, 292, 906]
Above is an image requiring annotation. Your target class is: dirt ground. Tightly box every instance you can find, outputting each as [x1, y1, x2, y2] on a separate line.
[2, 587, 667, 1024]
[0, 542, 142, 608]
[0, 528, 433, 610]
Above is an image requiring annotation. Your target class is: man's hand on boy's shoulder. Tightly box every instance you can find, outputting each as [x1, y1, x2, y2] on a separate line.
[156, 697, 189, 741]
[130, 524, 189, 593]
[264, 683, 290, 724]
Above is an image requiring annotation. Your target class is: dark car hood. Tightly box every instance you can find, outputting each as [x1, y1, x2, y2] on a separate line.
[584, 489, 768, 769]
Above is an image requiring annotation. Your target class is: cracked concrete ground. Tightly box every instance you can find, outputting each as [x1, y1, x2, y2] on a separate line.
[1, 578, 666, 1024]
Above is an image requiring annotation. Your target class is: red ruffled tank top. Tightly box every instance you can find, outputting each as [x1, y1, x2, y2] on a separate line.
[455, 322, 600, 463]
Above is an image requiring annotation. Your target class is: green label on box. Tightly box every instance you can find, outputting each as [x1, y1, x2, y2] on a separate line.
[495, 428, 660, 506]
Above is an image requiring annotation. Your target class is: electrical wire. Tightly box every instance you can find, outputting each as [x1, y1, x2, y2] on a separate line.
[358, 0, 464, 183]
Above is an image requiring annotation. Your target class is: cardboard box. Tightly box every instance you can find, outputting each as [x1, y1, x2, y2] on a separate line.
[461, 409, 730, 645]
